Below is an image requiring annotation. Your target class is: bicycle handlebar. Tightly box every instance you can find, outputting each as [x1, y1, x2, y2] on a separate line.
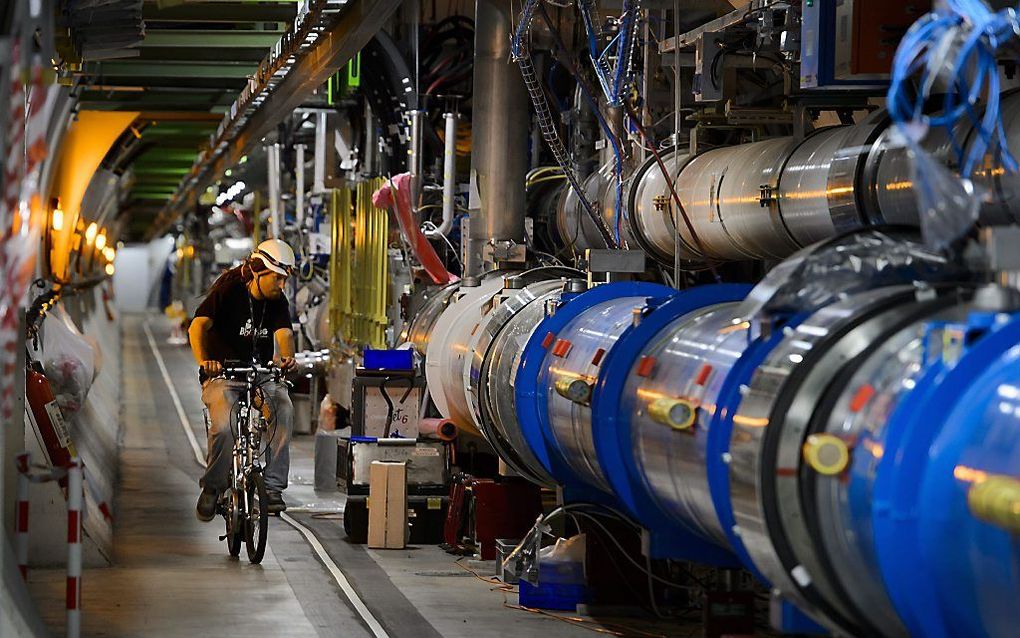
[218, 362, 285, 379]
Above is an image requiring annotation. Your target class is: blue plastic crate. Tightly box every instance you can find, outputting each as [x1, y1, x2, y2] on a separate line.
[518, 579, 590, 611]
[363, 348, 414, 371]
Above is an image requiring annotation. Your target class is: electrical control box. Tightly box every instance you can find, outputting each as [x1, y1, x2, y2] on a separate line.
[801, 0, 930, 90]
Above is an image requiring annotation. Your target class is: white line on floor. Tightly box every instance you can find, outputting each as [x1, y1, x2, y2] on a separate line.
[144, 318, 389, 638]
[280, 512, 390, 638]
[143, 320, 206, 467]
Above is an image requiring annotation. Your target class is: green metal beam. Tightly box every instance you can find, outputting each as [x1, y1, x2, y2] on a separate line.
[143, 1, 297, 23]
[131, 167, 191, 175]
[140, 123, 219, 135]
[140, 30, 284, 48]
[133, 150, 204, 162]
[137, 46, 267, 63]
[78, 91, 236, 111]
[133, 176, 186, 185]
[84, 61, 256, 79]
[131, 163, 199, 173]
[130, 188, 178, 195]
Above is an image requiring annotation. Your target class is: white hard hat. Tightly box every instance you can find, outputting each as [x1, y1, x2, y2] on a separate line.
[252, 239, 296, 276]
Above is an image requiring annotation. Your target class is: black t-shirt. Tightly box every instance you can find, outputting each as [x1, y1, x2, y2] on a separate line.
[194, 269, 291, 381]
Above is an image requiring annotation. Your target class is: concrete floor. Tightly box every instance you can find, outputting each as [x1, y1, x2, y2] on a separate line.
[25, 316, 644, 637]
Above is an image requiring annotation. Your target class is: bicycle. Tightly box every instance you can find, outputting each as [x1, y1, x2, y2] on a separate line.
[210, 362, 286, 564]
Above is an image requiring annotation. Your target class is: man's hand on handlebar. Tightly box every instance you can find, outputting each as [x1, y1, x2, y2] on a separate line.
[275, 356, 297, 373]
[201, 360, 223, 377]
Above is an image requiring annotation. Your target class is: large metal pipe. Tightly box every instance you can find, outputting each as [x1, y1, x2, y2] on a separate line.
[467, 0, 529, 276]
[627, 93, 1020, 264]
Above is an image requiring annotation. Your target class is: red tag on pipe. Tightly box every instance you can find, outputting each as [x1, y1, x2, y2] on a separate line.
[552, 339, 572, 358]
[695, 363, 713, 386]
[849, 384, 876, 413]
[636, 356, 657, 378]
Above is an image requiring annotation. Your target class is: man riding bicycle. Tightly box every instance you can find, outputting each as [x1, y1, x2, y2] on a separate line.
[189, 239, 298, 521]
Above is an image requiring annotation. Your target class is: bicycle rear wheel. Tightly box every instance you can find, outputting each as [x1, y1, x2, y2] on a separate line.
[245, 470, 269, 563]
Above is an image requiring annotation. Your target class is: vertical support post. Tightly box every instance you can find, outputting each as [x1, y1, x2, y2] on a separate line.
[296, 144, 306, 229]
[15, 452, 30, 581]
[314, 112, 327, 194]
[467, 0, 529, 276]
[268, 144, 281, 239]
[441, 112, 459, 237]
[408, 110, 424, 219]
[66, 458, 82, 638]
[672, 0, 683, 289]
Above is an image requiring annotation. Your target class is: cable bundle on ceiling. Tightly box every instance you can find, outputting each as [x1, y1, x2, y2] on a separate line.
[59, 0, 144, 63]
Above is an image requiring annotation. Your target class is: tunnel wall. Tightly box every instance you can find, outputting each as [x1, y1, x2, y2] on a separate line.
[26, 286, 120, 567]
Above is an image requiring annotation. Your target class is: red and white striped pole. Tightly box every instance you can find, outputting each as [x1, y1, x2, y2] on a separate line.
[66, 458, 82, 638]
[15, 451, 30, 581]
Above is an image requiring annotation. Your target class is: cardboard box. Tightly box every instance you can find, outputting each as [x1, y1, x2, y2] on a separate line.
[367, 461, 408, 549]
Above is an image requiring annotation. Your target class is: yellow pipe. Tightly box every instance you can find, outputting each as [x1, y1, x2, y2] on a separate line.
[968, 474, 1020, 534]
[342, 188, 353, 341]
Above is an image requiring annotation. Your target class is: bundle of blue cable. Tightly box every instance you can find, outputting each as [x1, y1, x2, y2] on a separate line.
[887, 1, 1020, 234]
[567, 1, 642, 246]
[583, 1, 640, 246]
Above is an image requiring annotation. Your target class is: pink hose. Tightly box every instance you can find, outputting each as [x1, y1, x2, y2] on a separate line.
[372, 173, 457, 285]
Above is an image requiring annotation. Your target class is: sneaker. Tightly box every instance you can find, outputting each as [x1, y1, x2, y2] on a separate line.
[196, 488, 218, 522]
[266, 490, 287, 514]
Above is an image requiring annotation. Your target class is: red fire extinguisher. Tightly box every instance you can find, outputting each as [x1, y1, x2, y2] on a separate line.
[25, 363, 76, 491]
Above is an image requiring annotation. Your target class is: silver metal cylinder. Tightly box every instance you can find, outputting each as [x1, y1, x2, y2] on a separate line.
[543, 297, 653, 492]
[475, 281, 566, 487]
[467, 0, 529, 275]
[728, 285, 924, 634]
[621, 302, 746, 546]
[629, 94, 1020, 264]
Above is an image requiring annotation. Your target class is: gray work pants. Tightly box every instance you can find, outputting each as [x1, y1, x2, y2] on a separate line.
[200, 377, 293, 493]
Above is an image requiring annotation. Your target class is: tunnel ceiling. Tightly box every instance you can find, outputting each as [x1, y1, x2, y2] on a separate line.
[65, 0, 298, 238]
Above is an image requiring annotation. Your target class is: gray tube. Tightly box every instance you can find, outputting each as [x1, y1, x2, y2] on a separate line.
[425, 111, 458, 237]
[467, 0, 529, 275]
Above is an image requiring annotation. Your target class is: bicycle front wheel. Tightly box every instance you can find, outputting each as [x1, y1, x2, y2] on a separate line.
[245, 470, 269, 564]
[225, 489, 243, 557]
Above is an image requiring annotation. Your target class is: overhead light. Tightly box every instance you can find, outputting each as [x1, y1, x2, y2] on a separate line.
[104, 246, 116, 262]
[52, 206, 64, 231]
[85, 222, 98, 244]
[96, 231, 107, 251]
[225, 169, 232, 177]
[105, 263, 115, 276]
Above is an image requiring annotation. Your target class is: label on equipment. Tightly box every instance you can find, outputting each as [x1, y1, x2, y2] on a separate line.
[427, 497, 442, 510]
[45, 400, 71, 448]
[413, 446, 440, 457]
